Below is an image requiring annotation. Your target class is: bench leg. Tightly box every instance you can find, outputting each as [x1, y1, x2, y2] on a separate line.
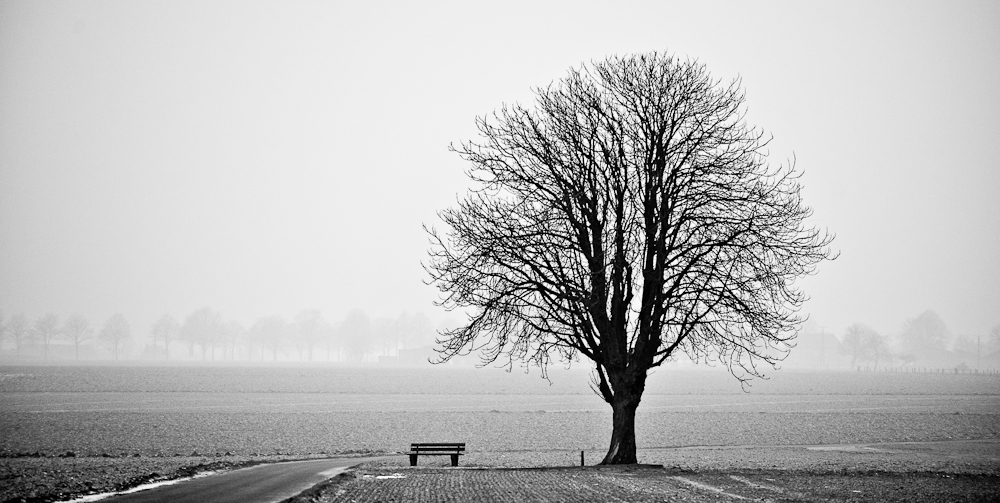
[409, 454, 417, 466]
[451, 454, 458, 467]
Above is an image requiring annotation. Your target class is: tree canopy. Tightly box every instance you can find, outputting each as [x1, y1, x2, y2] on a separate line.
[426, 52, 835, 464]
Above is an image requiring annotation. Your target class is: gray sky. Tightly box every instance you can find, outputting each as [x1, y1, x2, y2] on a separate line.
[1, 0, 997, 339]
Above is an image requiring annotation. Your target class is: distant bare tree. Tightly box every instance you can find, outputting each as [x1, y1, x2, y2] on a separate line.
[5, 313, 29, 356]
[320, 319, 337, 361]
[222, 320, 243, 360]
[840, 324, 866, 367]
[62, 314, 93, 360]
[182, 307, 222, 360]
[33, 313, 60, 359]
[373, 317, 399, 358]
[99, 313, 131, 360]
[899, 310, 950, 362]
[150, 314, 180, 360]
[987, 324, 1000, 355]
[339, 309, 372, 361]
[294, 310, 324, 361]
[251, 316, 286, 361]
[840, 323, 887, 367]
[869, 330, 890, 367]
[426, 52, 835, 464]
[403, 312, 435, 350]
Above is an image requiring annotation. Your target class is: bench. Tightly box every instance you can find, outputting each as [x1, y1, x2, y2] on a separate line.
[407, 442, 465, 466]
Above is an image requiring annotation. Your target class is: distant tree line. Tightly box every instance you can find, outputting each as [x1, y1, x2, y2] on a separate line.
[0, 308, 438, 362]
[791, 310, 1000, 370]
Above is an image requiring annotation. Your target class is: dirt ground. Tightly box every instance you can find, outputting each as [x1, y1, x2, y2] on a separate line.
[1, 440, 997, 502]
[292, 440, 1000, 503]
[304, 467, 997, 503]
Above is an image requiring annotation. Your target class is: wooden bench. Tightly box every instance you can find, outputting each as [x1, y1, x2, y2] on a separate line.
[407, 442, 465, 466]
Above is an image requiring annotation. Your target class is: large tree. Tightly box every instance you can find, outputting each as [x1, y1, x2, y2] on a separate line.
[426, 52, 834, 464]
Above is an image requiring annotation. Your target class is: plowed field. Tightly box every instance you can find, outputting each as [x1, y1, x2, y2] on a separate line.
[1, 365, 998, 502]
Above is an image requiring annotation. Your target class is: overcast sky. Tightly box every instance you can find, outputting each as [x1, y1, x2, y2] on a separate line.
[1, 0, 997, 340]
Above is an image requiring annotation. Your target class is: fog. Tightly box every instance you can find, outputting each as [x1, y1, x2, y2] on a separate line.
[1, 1, 998, 363]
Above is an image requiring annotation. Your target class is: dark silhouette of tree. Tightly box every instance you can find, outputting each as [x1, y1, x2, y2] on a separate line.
[426, 52, 834, 464]
[33, 313, 60, 359]
[99, 313, 131, 360]
[62, 314, 93, 360]
[5, 313, 29, 356]
[150, 314, 180, 360]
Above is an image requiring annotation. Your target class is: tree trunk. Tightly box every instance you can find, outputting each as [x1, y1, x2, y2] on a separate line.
[601, 392, 641, 464]
[600, 362, 648, 465]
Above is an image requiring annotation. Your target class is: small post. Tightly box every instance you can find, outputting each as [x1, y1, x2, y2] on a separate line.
[581, 451, 585, 466]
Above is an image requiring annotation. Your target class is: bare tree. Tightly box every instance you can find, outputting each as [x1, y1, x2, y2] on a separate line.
[5, 313, 29, 356]
[182, 307, 222, 360]
[33, 313, 60, 359]
[251, 316, 286, 361]
[869, 330, 890, 367]
[990, 324, 1000, 355]
[99, 313, 131, 360]
[222, 320, 243, 360]
[339, 309, 373, 362]
[373, 317, 399, 358]
[899, 310, 950, 363]
[294, 310, 324, 361]
[63, 314, 93, 360]
[840, 324, 866, 368]
[426, 52, 834, 464]
[840, 323, 889, 367]
[150, 314, 180, 360]
[320, 318, 338, 362]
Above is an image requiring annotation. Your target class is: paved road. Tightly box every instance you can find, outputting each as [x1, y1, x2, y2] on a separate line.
[104, 457, 385, 503]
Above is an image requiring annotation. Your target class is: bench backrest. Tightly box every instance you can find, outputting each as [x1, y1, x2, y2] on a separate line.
[410, 442, 466, 453]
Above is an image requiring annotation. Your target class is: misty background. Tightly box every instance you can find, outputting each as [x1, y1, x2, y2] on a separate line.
[1, 1, 998, 367]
